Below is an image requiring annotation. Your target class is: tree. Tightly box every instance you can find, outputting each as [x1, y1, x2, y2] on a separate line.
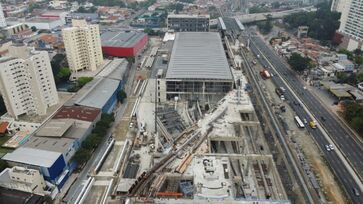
[336, 72, 358, 85]
[355, 55, 363, 65]
[343, 101, 363, 136]
[56, 67, 71, 82]
[126, 57, 135, 64]
[31, 26, 37, 32]
[0, 96, 6, 115]
[82, 134, 102, 150]
[283, 1, 340, 42]
[77, 77, 93, 87]
[271, 2, 281, 9]
[357, 73, 363, 82]
[73, 148, 91, 165]
[257, 18, 273, 34]
[117, 90, 127, 103]
[101, 113, 115, 124]
[338, 49, 354, 60]
[249, 6, 269, 14]
[77, 6, 97, 13]
[0, 160, 8, 172]
[288, 53, 312, 72]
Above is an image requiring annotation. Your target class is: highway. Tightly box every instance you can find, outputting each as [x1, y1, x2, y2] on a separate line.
[240, 46, 314, 204]
[245, 33, 362, 203]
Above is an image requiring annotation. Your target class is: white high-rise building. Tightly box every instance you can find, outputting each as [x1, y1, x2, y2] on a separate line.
[62, 19, 103, 73]
[0, 44, 59, 119]
[332, 0, 363, 51]
[0, 3, 7, 27]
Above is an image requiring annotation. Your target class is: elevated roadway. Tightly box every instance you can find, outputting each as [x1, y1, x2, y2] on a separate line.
[235, 6, 315, 23]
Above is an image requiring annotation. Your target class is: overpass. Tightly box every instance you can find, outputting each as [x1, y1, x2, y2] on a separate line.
[235, 6, 315, 23]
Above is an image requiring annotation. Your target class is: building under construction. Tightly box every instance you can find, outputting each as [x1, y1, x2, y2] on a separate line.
[163, 32, 234, 103]
[118, 71, 289, 204]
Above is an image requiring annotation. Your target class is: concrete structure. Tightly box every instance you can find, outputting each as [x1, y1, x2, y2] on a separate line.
[0, 44, 59, 119]
[332, 0, 363, 51]
[167, 14, 210, 32]
[0, 167, 46, 195]
[62, 19, 103, 72]
[101, 31, 148, 57]
[3, 23, 31, 38]
[65, 13, 99, 24]
[0, 3, 6, 27]
[164, 32, 233, 102]
[297, 26, 308, 38]
[24, 17, 64, 30]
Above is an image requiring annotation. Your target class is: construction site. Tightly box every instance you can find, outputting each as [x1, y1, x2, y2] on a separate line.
[78, 31, 290, 204]
[110, 34, 290, 202]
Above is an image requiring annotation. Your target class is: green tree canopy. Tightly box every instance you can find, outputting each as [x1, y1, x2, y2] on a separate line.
[343, 101, 363, 136]
[283, 1, 340, 41]
[288, 53, 313, 72]
[73, 148, 91, 165]
[117, 90, 127, 103]
[77, 77, 93, 87]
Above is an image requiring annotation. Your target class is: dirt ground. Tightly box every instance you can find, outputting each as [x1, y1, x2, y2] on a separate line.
[303, 141, 346, 204]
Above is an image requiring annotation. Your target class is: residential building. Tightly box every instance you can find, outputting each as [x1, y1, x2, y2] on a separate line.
[332, 0, 363, 51]
[0, 166, 46, 195]
[0, 3, 6, 27]
[167, 14, 210, 32]
[62, 19, 103, 73]
[0, 44, 59, 119]
[2, 147, 68, 188]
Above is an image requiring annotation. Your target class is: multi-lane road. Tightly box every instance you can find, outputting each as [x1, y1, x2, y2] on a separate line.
[245, 33, 362, 203]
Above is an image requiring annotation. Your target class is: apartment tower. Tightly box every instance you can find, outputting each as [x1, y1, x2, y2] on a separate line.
[0, 44, 59, 119]
[331, 0, 363, 50]
[0, 3, 6, 27]
[62, 19, 103, 72]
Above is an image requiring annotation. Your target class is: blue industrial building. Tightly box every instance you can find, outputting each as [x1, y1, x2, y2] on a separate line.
[2, 147, 69, 189]
[75, 77, 122, 113]
[74, 58, 128, 113]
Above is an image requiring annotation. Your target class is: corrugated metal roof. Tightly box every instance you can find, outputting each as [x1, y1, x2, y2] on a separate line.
[75, 77, 119, 109]
[101, 31, 147, 48]
[2, 147, 62, 167]
[53, 106, 101, 122]
[24, 136, 75, 153]
[165, 32, 232, 80]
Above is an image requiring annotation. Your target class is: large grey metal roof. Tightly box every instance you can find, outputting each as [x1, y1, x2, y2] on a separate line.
[165, 32, 232, 80]
[2, 147, 62, 168]
[75, 77, 119, 109]
[101, 31, 147, 48]
[24, 136, 75, 154]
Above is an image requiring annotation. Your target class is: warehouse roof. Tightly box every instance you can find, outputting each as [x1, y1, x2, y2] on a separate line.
[75, 77, 119, 109]
[23, 137, 75, 153]
[165, 32, 232, 80]
[97, 58, 128, 81]
[101, 31, 147, 48]
[35, 119, 73, 137]
[2, 147, 62, 168]
[53, 106, 100, 122]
